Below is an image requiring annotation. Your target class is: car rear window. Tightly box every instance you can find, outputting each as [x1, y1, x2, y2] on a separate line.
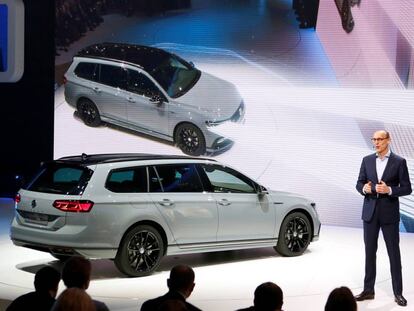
[23, 163, 93, 195]
[74, 62, 98, 81]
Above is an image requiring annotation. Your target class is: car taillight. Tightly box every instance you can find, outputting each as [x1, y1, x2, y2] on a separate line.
[15, 193, 21, 203]
[53, 200, 94, 213]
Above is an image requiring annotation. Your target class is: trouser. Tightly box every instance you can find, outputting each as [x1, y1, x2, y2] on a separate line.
[363, 206, 403, 295]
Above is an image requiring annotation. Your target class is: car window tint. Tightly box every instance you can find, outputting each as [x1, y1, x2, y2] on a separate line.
[152, 164, 203, 192]
[126, 69, 160, 98]
[24, 164, 93, 195]
[99, 64, 128, 89]
[106, 166, 147, 193]
[201, 164, 256, 193]
[74, 62, 98, 81]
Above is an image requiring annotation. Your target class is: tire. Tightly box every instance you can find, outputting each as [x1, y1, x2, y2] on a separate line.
[115, 225, 164, 277]
[77, 99, 101, 127]
[275, 212, 311, 256]
[174, 123, 206, 156]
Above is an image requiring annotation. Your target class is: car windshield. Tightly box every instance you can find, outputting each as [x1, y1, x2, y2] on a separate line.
[150, 54, 201, 98]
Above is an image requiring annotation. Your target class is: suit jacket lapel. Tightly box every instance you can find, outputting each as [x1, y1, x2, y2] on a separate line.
[381, 152, 394, 182]
[369, 153, 379, 183]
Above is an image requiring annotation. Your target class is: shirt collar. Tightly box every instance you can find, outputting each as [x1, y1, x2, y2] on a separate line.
[376, 149, 391, 159]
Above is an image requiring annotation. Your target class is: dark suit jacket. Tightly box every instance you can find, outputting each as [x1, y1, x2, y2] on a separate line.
[356, 152, 412, 223]
[6, 291, 55, 311]
[141, 291, 202, 311]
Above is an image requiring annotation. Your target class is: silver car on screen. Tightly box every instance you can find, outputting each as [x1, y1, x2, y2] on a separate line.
[10, 154, 321, 277]
[64, 43, 245, 156]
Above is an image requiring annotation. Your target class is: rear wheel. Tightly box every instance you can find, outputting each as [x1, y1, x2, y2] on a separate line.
[77, 99, 101, 127]
[174, 123, 206, 156]
[115, 225, 164, 277]
[275, 212, 311, 256]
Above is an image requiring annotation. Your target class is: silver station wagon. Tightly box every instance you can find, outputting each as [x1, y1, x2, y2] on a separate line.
[64, 43, 245, 156]
[11, 154, 321, 277]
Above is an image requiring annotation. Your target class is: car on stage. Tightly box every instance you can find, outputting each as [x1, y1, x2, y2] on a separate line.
[63, 42, 245, 156]
[10, 153, 321, 277]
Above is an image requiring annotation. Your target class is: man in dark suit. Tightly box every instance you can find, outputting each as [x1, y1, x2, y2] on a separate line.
[141, 265, 201, 311]
[355, 130, 412, 307]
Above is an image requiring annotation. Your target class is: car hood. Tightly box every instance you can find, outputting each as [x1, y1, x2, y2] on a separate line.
[176, 72, 242, 118]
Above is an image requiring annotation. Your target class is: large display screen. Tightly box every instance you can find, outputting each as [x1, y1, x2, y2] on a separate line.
[0, 4, 8, 72]
[54, 0, 414, 231]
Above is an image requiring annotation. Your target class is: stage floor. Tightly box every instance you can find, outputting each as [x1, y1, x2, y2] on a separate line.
[1, 198, 413, 310]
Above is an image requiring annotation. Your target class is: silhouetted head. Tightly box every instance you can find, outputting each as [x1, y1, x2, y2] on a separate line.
[325, 286, 357, 311]
[253, 282, 283, 311]
[167, 265, 195, 298]
[62, 257, 92, 289]
[53, 287, 96, 311]
[34, 266, 61, 298]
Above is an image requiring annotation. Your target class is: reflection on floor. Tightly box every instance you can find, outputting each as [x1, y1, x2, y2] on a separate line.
[1, 198, 413, 311]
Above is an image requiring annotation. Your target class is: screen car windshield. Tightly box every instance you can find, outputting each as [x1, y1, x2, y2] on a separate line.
[151, 54, 200, 98]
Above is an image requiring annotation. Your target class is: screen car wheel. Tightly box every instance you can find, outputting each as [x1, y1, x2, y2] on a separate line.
[115, 225, 164, 277]
[275, 212, 311, 256]
[77, 99, 102, 127]
[174, 123, 206, 156]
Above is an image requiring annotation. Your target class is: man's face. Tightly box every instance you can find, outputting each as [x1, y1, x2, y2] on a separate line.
[371, 131, 390, 155]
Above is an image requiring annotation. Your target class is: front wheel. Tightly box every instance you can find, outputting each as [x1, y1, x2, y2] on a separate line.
[115, 225, 164, 277]
[275, 212, 311, 256]
[174, 123, 206, 156]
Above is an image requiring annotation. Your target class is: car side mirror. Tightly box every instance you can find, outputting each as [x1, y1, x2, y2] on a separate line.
[189, 61, 195, 68]
[257, 185, 268, 195]
[149, 94, 165, 105]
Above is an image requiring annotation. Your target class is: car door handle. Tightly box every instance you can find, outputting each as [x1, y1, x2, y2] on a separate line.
[127, 97, 135, 103]
[159, 199, 174, 206]
[218, 199, 231, 206]
[93, 87, 101, 93]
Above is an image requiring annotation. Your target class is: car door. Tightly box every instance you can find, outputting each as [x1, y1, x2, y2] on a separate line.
[199, 164, 275, 242]
[148, 163, 218, 246]
[125, 68, 169, 136]
[94, 63, 129, 122]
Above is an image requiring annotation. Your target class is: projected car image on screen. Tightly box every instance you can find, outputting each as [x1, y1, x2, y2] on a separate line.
[10, 153, 321, 277]
[64, 43, 245, 156]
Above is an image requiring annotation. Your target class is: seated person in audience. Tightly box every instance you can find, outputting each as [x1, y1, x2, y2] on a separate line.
[141, 264, 201, 311]
[7, 266, 60, 311]
[159, 299, 189, 311]
[237, 282, 283, 311]
[61, 256, 109, 311]
[325, 286, 357, 311]
[52, 287, 96, 311]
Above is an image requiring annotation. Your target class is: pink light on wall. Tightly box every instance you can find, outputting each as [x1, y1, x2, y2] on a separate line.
[316, 0, 414, 89]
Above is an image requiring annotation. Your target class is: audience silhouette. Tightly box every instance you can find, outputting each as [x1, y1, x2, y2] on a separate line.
[141, 264, 201, 311]
[61, 256, 109, 311]
[237, 282, 283, 311]
[6, 266, 60, 311]
[325, 287, 357, 311]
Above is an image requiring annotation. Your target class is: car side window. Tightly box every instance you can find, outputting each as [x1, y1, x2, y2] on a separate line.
[74, 62, 98, 82]
[201, 164, 256, 193]
[105, 166, 147, 193]
[99, 64, 128, 89]
[126, 69, 162, 99]
[150, 164, 204, 193]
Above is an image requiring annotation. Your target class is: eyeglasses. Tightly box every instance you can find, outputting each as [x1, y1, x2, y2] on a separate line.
[371, 138, 388, 142]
